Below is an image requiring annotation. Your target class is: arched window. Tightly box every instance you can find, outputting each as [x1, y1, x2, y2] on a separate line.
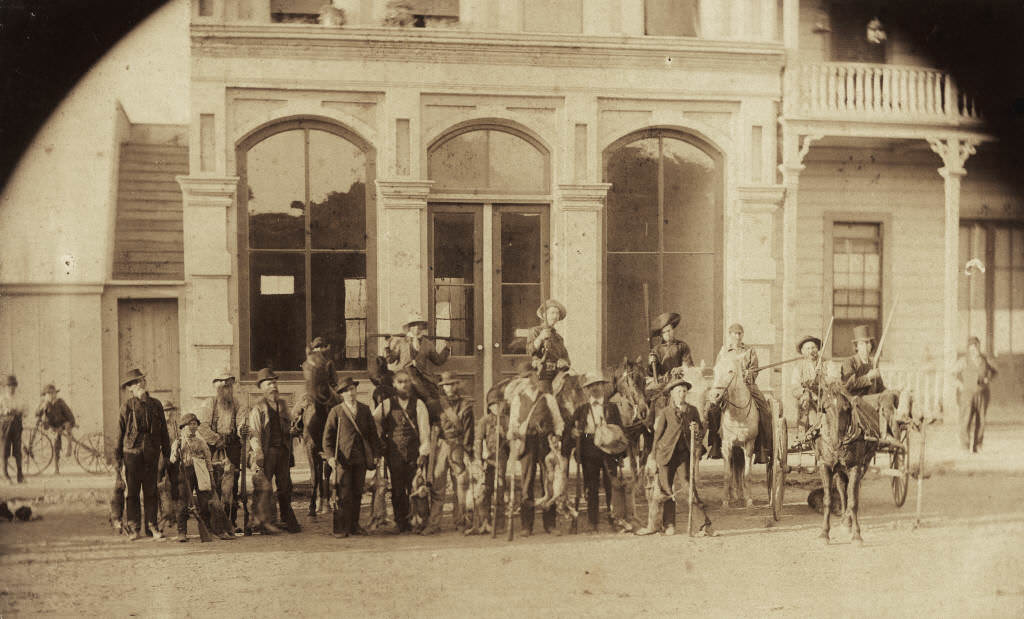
[428, 124, 549, 194]
[603, 129, 722, 366]
[238, 119, 376, 376]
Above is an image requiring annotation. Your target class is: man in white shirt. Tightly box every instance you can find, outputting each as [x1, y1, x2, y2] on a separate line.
[373, 369, 431, 533]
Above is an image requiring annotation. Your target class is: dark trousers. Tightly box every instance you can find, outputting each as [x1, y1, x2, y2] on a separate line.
[387, 453, 416, 531]
[253, 446, 297, 528]
[49, 422, 74, 470]
[1, 417, 23, 481]
[580, 435, 614, 528]
[124, 449, 160, 529]
[176, 465, 211, 534]
[658, 447, 709, 528]
[304, 439, 330, 513]
[334, 463, 367, 534]
[750, 386, 772, 459]
[961, 388, 990, 452]
[519, 434, 556, 533]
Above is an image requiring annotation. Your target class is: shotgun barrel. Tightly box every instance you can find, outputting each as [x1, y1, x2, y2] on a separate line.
[368, 333, 468, 342]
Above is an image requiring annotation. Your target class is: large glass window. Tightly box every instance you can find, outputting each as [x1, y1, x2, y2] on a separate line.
[240, 122, 374, 374]
[604, 131, 721, 366]
[428, 126, 548, 195]
[831, 222, 882, 357]
[960, 221, 1024, 354]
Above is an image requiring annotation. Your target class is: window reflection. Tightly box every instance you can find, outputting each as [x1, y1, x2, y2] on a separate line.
[429, 128, 548, 194]
[247, 130, 305, 249]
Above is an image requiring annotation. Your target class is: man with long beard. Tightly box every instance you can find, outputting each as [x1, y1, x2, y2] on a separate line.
[246, 368, 301, 534]
[373, 369, 431, 533]
[197, 370, 243, 531]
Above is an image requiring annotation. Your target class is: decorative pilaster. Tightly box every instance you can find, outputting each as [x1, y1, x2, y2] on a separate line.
[376, 179, 433, 333]
[556, 183, 611, 376]
[176, 175, 238, 406]
[927, 136, 979, 419]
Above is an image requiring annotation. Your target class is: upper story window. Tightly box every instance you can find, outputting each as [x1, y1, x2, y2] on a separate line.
[428, 125, 549, 194]
[645, 0, 699, 37]
[239, 120, 376, 376]
[829, 1, 886, 63]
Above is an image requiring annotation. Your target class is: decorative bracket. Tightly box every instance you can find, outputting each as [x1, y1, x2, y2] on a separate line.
[927, 137, 980, 177]
[797, 133, 824, 165]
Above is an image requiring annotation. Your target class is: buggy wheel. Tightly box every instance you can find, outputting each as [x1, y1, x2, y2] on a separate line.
[770, 415, 788, 521]
[21, 429, 53, 476]
[75, 433, 115, 474]
[891, 425, 910, 507]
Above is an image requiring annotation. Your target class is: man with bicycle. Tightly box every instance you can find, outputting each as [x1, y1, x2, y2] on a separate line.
[36, 384, 76, 475]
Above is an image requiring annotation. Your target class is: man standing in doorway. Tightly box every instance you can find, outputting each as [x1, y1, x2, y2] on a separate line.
[528, 299, 571, 394]
[246, 368, 301, 535]
[115, 368, 171, 539]
[1, 375, 26, 484]
[197, 370, 243, 530]
[953, 336, 998, 453]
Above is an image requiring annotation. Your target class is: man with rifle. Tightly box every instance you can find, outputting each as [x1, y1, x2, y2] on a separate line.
[790, 335, 824, 439]
[382, 316, 451, 423]
[647, 312, 694, 386]
[171, 413, 221, 542]
[373, 368, 432, 534]
[840, 324, 902, 446]
[421, 371, 474, 535]
[246, 368, 301, 535]
[707, 323, 771, 463]
[196, 369, 243, 531]
[528, 299, 571, 394]
[323, 377, 381, 538]
[467, 387, 509, 535]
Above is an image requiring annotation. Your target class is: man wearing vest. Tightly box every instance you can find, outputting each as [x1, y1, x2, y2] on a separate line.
[247, 368, 301, 535]
[323, 377, 381, 538]
[507, 361, 565, 535]
[197, 369, 243, 530]
[384, 316, 451, 422]
[373, 368, 431, 533]
[422, 371, 474, 535]
[570, 375, 624, 534]
[840, 324, 900, 445]
[527, 299, 571, 394]
[953, 336, 998, 453]
[114, 368, 172, 540]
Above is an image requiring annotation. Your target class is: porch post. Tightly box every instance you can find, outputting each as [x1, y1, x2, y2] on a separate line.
[927, 137, 978, 419]
[556, 183, 611, 376]
[375, 179, 433, 333]
[176, 176, 238, 408]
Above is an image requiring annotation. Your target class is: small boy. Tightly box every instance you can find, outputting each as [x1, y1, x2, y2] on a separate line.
[170, 413, 214, 542]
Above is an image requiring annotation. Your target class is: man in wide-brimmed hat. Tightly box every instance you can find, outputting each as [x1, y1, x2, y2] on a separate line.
[840, 325, 901, 444]
[35, 383, 76, 475]
[647, 312, 694, 382]
[115, 368, 172, 539]
[636, 376, 714, 537]
[528, 299, 571, 394]
[197, 369, 245, 529]
[569, 374, 624, 534]
[710, 323, 771, 464]
[953, 336, 998, 453]
[468, 384, 510, 535]
[246, 368, 300, 534]
[383, 315, 451, 422]
[421, 371, 474, 534]
[790, 335, 823, 437]
[323, 376, 381, 537]
[170, 413, 217, 542]
[1, 374, 25, 484]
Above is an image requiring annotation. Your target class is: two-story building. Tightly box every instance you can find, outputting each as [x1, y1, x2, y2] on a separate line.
[1, 0, 1019, 445]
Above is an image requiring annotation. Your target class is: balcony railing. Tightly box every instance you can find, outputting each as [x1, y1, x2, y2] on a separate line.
[790, 61, 981, 125]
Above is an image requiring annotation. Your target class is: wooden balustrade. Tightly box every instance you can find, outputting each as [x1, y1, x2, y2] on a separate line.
[792, 61, 980, 124]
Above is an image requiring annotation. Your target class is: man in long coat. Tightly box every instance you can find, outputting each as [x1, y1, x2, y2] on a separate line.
[323, 376, 381, 537]
[246, 368, 300, 534]
[115, 369, 171, 539]
[197, 370, 243, 528]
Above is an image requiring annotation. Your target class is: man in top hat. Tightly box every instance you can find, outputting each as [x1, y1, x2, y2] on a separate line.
[710, 323, 772, 463]
[570, 374, 625, 533]
[508, 359, 565, 535]
[840, 325, 901, 444]
[468, 384, 510, 535]
[36, 383, 76, 475]
[790, 335, 823, 438]
[636, 376, 714, 537]
[323, 376, 381, 537]
[246, 368, 301, 534]
[421, 371, 475, 534]
[373, 368, 432, 533]
[197, 369, 244, 529]
[384, 316, 451, 422]
[952, 336, 998, 453]
[647, 312, 694, 382]
[1, 374, 26, 484]
[528, 299, 571, 394]
[114, 369, 172, 539]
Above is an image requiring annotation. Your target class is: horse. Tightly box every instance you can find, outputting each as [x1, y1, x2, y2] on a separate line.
[815, 381, 888, 545]
[706, 355, 760, 508]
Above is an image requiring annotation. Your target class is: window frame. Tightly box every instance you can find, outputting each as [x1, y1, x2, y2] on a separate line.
[823, 213, 891, 360]
[426, 123, 551, 197]
[236, 118, 377, 381]
[600, 127, 724, 367]
[958, 219, 1024, 355]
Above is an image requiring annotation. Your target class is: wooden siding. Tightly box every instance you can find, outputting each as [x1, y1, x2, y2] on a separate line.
[117, 299, 180, 409]
[112, 143, 187, 280]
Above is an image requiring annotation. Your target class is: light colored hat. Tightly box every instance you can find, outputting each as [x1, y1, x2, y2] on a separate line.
[580, 374, 609, 389]
[402, 315, 429, 331]
[536, 299, 567, 321]
[212, 369, 236, 383]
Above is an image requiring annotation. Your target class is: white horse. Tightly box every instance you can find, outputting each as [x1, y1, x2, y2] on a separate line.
[706, 356, 760, 508]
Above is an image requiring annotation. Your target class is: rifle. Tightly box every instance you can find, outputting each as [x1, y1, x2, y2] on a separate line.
[687, 421, 697, 537]
[755, 356, 805, 372]
[369, 333, 468, 342]
[491, 414, 500, 539]
[239, 421, 251, 536]
[181, 461, 213, 543]
[426, 425, 440, 514]
[642, 282, 658, 382]
[873, 293, 900, 368]
[507, 443, 515, 542]
[572, 428, 582, 534]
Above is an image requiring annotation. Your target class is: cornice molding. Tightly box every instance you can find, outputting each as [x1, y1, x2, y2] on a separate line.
[177, 176, 240, 208]
[736, 185, 785, 207]
[557, 183, 612, 211]
[376, 179, 434, 208]
[191, 25, 786, 72]
[0, 282, 104, 296]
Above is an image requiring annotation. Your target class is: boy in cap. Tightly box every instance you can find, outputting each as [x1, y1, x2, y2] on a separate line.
[36, 384, 76, 475]
[115, 369, 171, 539]
[170, 413, 219, 542]
[467, 384, 510, 535]
[1, 375, 25, 484]
[528, 299, 571, 394]
[323, 377, 380, 537]
[421, 371, 474, 534]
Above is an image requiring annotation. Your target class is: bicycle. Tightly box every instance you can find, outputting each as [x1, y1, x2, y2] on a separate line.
[8, 419, 115, 476]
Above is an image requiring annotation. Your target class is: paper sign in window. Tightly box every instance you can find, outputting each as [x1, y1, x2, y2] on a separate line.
[260, 275, 295, 295]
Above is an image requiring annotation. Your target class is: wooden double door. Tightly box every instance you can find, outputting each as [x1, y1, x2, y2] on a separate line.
[428, 203, 549, 407]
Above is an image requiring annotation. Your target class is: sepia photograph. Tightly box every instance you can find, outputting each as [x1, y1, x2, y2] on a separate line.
[1, 0, 1023, 616]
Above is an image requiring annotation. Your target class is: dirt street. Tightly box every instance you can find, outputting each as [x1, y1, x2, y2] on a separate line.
[2, 466, 1023, 618]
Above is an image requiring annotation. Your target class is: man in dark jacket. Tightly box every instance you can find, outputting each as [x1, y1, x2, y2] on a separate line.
[953, 336, 998, 452]
[114, 368, 171, 540]
[527, 299, 571, 394]
[196, 370, 243, 528]
[840, 325, 900, 444]
[373, 369, 431, 533]
[570, 375, 624, 533]
[636, 376, 714, 537]
[422, 371, 474, 534]
[36, 384, 76, 475]
[647, 312, 694, 381]
[323, 377, 380, 538]
[246, 368, 301, 534]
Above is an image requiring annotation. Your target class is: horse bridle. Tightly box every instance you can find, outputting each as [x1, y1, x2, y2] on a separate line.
[714, 367, 754, 418]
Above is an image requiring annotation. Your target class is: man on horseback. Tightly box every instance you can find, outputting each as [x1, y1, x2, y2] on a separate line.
[384, 316, 451, 423]
[839, 325, 900, 446]
[528, 299, 571, 394]
[791, 335, 823, 438]
[708, 323, 771, 463]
